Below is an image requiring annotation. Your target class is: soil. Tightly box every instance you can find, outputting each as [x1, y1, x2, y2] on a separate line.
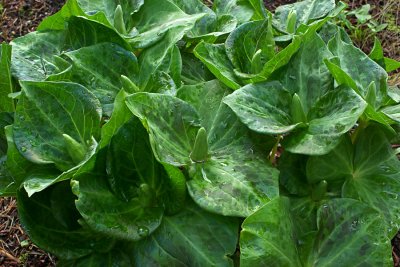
[0, 0, 399, 266]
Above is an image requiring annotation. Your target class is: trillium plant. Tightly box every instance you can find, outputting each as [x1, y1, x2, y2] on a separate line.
[1, 0, 400, 265]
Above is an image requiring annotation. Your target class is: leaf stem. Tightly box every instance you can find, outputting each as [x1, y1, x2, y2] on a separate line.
[269, 135, 282, 165]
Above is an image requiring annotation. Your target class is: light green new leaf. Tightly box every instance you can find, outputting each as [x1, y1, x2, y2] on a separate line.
[307, 126, 400, 235]
[127, 80, 279, 216]
[194, 42, 241, 89]
[59, 42, 138, 116]
[10, 31, 66, 81]
[13, 81, 102, 171]
[240, 197, 392, 267]
[133, 201, 239, 267]
[273, 0, 336, 33]
[17, 182, 114, 260]
[0, 44, 15, 112]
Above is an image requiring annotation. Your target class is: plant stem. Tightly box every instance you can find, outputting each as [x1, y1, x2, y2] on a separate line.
[269, 135, 282, 165]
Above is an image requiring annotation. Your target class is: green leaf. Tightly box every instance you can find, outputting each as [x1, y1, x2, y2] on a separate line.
[37, 0, 111, 31]
[72, 173, 164, 242]
[171, 0, 237, 41]
[13, 81, 102, 171]
[132, 0, 204, 88]
[59, 42, 138, 116]
[328, 32, 388, 108]
[181, 52, 215, 85]
[58, 249, 132, 267]
[17, 182, 114, 260]
[225, 19, 275, 75]
[133, 201, 239, 267]
[212, 0, 255, 24]
[127, 80, 279, 216]
[273, 0, 336, 33]
[10, 31, 66, 81]
[126, 93, 201, 166]
[225, 81, 366, 155]
[65, 16, 131, 51]
[128, 0, 205, 49]
[280, 31, 333, 113]
[223, 81, 299, 135]
[368, 37, 385, 68]
[0, 44, 15, 112]
[194, 42, 241, 89]
[307, 126, 400, 235]
[384, 57, 400, 73]
[240, 197, 392, 266]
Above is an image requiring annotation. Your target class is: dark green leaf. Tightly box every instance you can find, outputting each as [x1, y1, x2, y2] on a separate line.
[307, 126, 400, 235]
[0, 44, 15, 112]
[59, 43, 138, 116]
[17, 182, 114, 260]
[133, 201, 239, 267]
[13, 81, 102, 171]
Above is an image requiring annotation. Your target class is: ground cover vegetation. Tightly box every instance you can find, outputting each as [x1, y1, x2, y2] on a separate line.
[1, 0, 400, 266]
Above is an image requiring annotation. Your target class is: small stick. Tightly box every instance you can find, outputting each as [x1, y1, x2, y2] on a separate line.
[0, 247, 19, 263]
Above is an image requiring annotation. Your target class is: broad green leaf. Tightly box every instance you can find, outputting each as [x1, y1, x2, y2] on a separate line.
[58, 249, 132, 267]
[127, 80, 279, 216]
[0, 155, 15, 196]
[65, 16, 131, 51]
[307, 126, 400, 235]
[135, 4, 205, 88]
[280, 31, 333, 113]
[240, 197, 392, 266]
[181, 52, 215, 85]
[133, 201, 239, 267]
[194, 42, 241, 89]
[37, 0, 111, 31]
[328, 32, 388, 108]
[273, 0, 336, 33]
[225, 81, 366, 155]
[72, 172, 164, 241]
[10, 31, 66, 81]
[13, 81, 102, 171]
[76, 0, 143, 32]
[128, 0, 205, 49]
[225, 19, 275, 75]
[126, 93, 201, 166]
[213, 0, 255, 24]
[59, 42, 138, 116]
[171, 0, 237, 41]
[99, 89, 132, 148]
[0, 44, 15, 112]
[223, 81, 299, 135]
[17, 182, 114, 260]
[278, 152, 311, 196]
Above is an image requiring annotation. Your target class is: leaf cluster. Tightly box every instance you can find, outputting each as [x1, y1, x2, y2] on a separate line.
[1, 0, 400, 265]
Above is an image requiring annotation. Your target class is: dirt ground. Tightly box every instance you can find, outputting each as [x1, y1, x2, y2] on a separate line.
[0, 0, 399, 266]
